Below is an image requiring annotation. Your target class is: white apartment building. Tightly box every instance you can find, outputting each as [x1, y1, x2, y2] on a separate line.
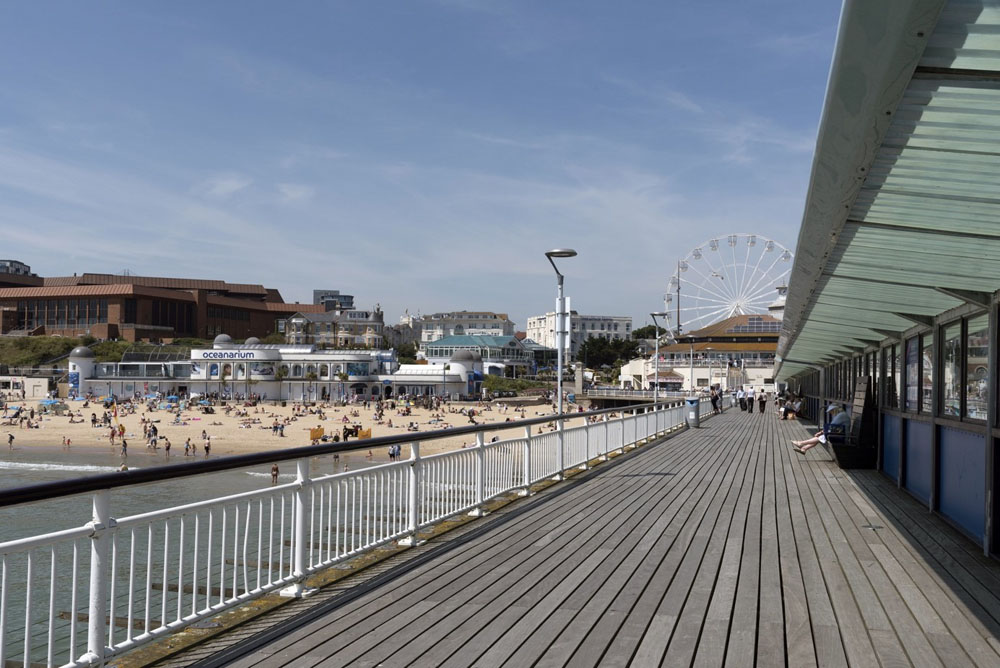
[525, 311, 632, 359]
[417, 311, 515, 343]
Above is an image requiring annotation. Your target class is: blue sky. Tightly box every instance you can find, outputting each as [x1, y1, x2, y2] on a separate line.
[0, 1, 840, 333]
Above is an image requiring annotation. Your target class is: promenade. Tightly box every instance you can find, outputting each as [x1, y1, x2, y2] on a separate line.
[162, 410, 1000, 667]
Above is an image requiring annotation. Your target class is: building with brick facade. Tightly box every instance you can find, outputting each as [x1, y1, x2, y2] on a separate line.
[0, 273, 322, 341]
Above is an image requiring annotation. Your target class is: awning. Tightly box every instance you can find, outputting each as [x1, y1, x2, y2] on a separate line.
[777, 0, 1000, 379]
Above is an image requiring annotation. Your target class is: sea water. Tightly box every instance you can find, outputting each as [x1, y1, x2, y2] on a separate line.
[0, 445, 374, 542]
[0, 444, 382, 664]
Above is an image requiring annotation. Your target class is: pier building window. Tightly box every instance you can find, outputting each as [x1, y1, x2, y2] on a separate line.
[966, 314, 989, 420]
[921, 333, 933, 413]
[940, 316, 988, 420]
[891, 344, 901, 409]
[905, 337, 920, 412]
[942, 321, 963, 417]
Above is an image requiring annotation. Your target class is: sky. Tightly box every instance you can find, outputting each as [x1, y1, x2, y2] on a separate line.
[0, 1, 840, 334]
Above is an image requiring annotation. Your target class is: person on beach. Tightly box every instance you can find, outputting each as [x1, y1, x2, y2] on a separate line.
[163, 438, 171, 456]
[120, 438, 128, 457]
[7, 432, 13, 450]
[184, 438, 191, 456]
[204, 435, 211, 457]
[271, 463, 279, 485]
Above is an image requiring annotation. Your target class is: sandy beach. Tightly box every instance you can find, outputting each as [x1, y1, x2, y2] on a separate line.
[1, 398, 588, 465]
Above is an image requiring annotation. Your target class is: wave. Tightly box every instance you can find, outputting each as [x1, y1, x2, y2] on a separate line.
[0, 461, 133, 473]
[245, 472, 296, 479]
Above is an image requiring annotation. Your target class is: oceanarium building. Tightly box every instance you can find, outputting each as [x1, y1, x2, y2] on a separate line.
[67, 335, 484, 401]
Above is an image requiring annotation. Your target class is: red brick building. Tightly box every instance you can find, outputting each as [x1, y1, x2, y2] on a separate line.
[0, 273, 323, 341]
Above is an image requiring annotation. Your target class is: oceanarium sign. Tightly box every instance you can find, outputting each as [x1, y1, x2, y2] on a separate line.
[191, 349, 282, 361]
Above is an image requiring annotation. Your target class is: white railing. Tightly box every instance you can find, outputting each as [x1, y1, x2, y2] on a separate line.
[0, 401, 699, 667]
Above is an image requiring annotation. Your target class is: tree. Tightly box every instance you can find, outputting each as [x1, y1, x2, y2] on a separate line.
[274, 365, 288, 401]
[632, 324, 667, 340]
[576, 337, 639, 369]
[395, 342, 418, 365]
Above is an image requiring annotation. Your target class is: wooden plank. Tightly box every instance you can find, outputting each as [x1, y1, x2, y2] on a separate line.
[656, 419, 762, 666]
[572, 419, 757, 667]
[525, 433, 751, 668]
[229, 436, 689, 666]
[772, 418, 820, 668]
[724, 416, 766, 668]
[248, 424, 723, 667]
[424, 427, 739, 667]
[692, 427, 763, 667]
[785, 437, 881, 668]
[627, 415, 762, 665]
[805, 455, 945, 667]
[166, 410, 1000, 668]
[756, 419, 787, 667]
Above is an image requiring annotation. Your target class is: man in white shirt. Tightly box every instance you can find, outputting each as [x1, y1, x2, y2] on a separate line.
[792, 404, 850, 453]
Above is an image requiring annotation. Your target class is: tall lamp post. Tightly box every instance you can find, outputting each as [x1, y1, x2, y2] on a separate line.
[705, 346, 714, 391]
[687, 336, 696, 395]
[545, 249, 577, 416]
[650, 312, 668, 403]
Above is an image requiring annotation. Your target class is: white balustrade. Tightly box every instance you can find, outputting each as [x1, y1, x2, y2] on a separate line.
[0, 402, 696, 667]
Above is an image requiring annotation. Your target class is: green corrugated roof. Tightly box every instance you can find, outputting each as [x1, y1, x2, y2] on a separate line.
[426, 335, 521, 348]
[777, 0, 1000, 380]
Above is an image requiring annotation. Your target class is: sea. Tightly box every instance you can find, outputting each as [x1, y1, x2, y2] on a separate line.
[0, 443, 384, 663]
[0, 443, 377, 543]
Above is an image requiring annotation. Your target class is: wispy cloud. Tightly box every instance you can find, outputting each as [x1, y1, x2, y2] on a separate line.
[603, 76, 705, 115]
[194, 173, 252, 199]
[276, 183, 314, 202]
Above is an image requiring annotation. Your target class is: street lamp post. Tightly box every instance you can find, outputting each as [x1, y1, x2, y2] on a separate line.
[688, 336, 695, 395]
[545, 249, 577, 416]
[705, 346, 714, 392]
[545, 248, 576, 481]
[650, 312, 668, 404]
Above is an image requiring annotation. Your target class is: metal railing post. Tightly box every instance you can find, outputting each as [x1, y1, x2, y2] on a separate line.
[520, 425, 532, 496]
[554, 418, 565, 481]
[281, 458, 315, 597]
[582, 419, 591, 470]
[469, 432, 487, 517]
[601, 415, 609, 461]
[400, 442, 424, 546]
[620, 410, 627, 453]
[81, 490, 111, 666]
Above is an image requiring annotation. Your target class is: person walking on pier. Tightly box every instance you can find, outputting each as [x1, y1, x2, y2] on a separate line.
[758, 390, 768, 414]
[737, 387, 746, 411]
[746, 387, 755, 413]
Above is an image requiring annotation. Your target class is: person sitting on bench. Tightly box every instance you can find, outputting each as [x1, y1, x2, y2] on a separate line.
[780, 396, 803, 420]
[791, 404, 849, 454]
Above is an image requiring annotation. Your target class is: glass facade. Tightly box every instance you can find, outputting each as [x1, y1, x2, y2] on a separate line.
[942, 322, 962, 417]
[921, 333, 933, 413]
[966, 314, 989, 420]
[15, 298, 110, 330]
[905, 337, 919, 412]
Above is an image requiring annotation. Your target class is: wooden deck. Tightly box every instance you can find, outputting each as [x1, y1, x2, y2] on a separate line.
[170, 410, 1000, 667]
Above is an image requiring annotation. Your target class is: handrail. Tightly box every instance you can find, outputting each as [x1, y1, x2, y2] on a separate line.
[0, 400, 684, 509]
[0, 400, 707, 668]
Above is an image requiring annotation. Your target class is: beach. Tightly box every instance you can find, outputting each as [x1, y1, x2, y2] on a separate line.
[1, 397, 587, 465]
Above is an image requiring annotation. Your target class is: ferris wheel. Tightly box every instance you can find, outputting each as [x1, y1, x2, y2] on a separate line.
[665, 233, 793, 335]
